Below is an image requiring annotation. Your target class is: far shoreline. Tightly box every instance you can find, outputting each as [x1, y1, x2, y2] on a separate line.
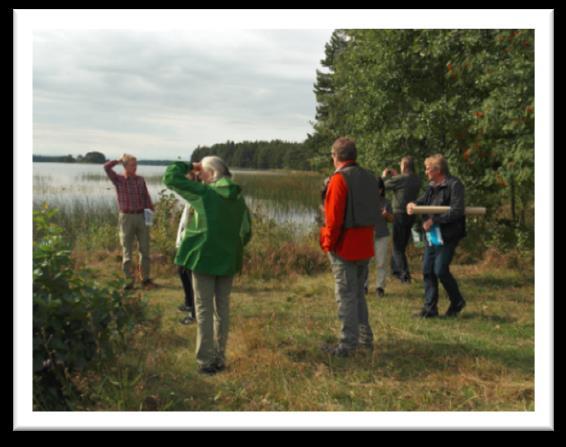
[32, 160, 322, 175]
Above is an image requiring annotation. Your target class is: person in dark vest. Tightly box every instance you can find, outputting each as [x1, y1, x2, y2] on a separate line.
[320, 137, 380, 357]
[382, 156, 421, 284]
[407, 154, 467, 318]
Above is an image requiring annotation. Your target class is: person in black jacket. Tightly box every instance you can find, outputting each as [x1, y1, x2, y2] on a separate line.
[382, 156, 421, 283]
[407, 154, 466, 318]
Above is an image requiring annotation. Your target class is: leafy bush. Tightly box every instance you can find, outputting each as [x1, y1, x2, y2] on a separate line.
[74, 222, 119, 253]
[242, 212, 327, 279]
[33, 200, 118, 248]
[151, 189, 183, 260]
[33, 206, 148, 410]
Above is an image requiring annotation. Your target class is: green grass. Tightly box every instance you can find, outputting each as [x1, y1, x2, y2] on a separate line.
[233, 171, 324, 211]
[33, 170, 534, 411]
[34, 169, 326, 241]
[71, 256, 534, 411]
[69, 170, 325, 213]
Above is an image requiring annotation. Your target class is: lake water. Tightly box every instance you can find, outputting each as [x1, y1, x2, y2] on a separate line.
[33, 162, 323, 231]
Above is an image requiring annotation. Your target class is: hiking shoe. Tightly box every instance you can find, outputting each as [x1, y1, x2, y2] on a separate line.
[321, 343, 352, 358]
[414, 309, 439, 319]
[213, 361, 226, 372]
[180, 315, 195, 325]
[376, 288, 385, 298]
[198, 365, 218, 375]
[178, 304, 192, 312]
[445, 300, 466, 317]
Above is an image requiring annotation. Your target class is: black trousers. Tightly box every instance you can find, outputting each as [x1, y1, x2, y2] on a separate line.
[178, 266, 195, 317]
[390, 213, 415, 280]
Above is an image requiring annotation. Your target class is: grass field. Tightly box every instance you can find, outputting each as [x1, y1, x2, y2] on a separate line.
[71, 251, 534, 412]
[32, 167, 535, 412]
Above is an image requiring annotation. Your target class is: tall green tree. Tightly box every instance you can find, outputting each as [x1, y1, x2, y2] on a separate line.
[307, 30, 350, 169]
[309, 29, 533, 225]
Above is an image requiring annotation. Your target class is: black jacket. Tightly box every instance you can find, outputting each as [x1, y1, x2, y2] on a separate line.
[416, 175, 466, 243]
[383, 174, 422, 214]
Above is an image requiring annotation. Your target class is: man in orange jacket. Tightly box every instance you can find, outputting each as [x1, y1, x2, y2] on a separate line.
[320, 138, 381, 357]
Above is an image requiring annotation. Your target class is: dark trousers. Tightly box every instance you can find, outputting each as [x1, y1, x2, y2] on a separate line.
[422, 241, 465, 313]
[178, 266, 195, 317]
[391, 213, 415, 280]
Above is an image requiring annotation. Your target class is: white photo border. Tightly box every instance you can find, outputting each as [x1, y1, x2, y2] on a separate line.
[14, 9, 553, 430]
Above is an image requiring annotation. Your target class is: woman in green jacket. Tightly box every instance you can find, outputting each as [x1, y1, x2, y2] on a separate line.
[163, 156, 252, 375]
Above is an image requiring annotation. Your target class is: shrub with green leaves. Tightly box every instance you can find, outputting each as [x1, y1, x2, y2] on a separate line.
[242, 212, 327, 279]
[151, 189, 183, 260]
[33, 206, 148, 410]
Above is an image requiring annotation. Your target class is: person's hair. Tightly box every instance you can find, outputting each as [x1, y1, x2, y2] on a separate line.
[400, 156, 415, 174]
[424, 154, 450, 175]
[121, 153, 137, 167]
[201, 156, 232, 182]
[332, 137, 357, 162]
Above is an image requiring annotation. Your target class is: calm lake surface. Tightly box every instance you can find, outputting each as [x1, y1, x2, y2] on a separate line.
[33, 162, 324, 230]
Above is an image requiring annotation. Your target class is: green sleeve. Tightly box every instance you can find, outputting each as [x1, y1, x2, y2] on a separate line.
[240, 205, 252, 246]
[162, 162, 208, 203]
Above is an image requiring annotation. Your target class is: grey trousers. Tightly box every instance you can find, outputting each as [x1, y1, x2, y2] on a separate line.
[328, 253, 373, 350]
[192, 272, 234, 368]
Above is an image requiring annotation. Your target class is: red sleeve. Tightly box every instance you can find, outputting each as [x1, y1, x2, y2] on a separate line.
[320, 174, 347, 252]
[104, 160, 120, 186]
[143, 179, 154, 211]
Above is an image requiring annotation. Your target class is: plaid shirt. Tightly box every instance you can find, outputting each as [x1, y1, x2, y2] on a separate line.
[104, 160, 154, 213]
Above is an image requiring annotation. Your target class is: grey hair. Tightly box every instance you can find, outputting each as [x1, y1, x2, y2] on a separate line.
[201, 156, 232, 182]
[425, 154, 450, 176]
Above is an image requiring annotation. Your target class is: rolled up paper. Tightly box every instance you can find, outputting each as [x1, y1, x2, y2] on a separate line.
[412, 206, 486, 215]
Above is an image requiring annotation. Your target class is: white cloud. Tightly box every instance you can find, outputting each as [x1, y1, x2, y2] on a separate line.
[33, 29, 332, 159]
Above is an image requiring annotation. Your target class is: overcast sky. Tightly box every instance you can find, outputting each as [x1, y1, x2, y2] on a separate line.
[33, 29, 332, 160]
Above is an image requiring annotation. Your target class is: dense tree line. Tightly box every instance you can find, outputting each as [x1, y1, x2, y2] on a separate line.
[191, 140, 309, 170]
[33, 151, 107, 164]
[307, 29, 534, 236]
[33, 153, 179, 166]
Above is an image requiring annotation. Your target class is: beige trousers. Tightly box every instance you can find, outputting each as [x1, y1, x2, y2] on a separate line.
[192, 272, 234, 368]
[118, 212, 150, 282]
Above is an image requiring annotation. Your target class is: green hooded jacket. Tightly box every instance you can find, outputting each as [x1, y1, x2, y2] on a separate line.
[163, 162, 252, 277]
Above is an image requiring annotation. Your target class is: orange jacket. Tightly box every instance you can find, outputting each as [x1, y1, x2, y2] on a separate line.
[320, 165, 375, 261]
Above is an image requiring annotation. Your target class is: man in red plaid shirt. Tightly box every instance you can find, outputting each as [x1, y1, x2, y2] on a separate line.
[104, 154, 156, 290]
